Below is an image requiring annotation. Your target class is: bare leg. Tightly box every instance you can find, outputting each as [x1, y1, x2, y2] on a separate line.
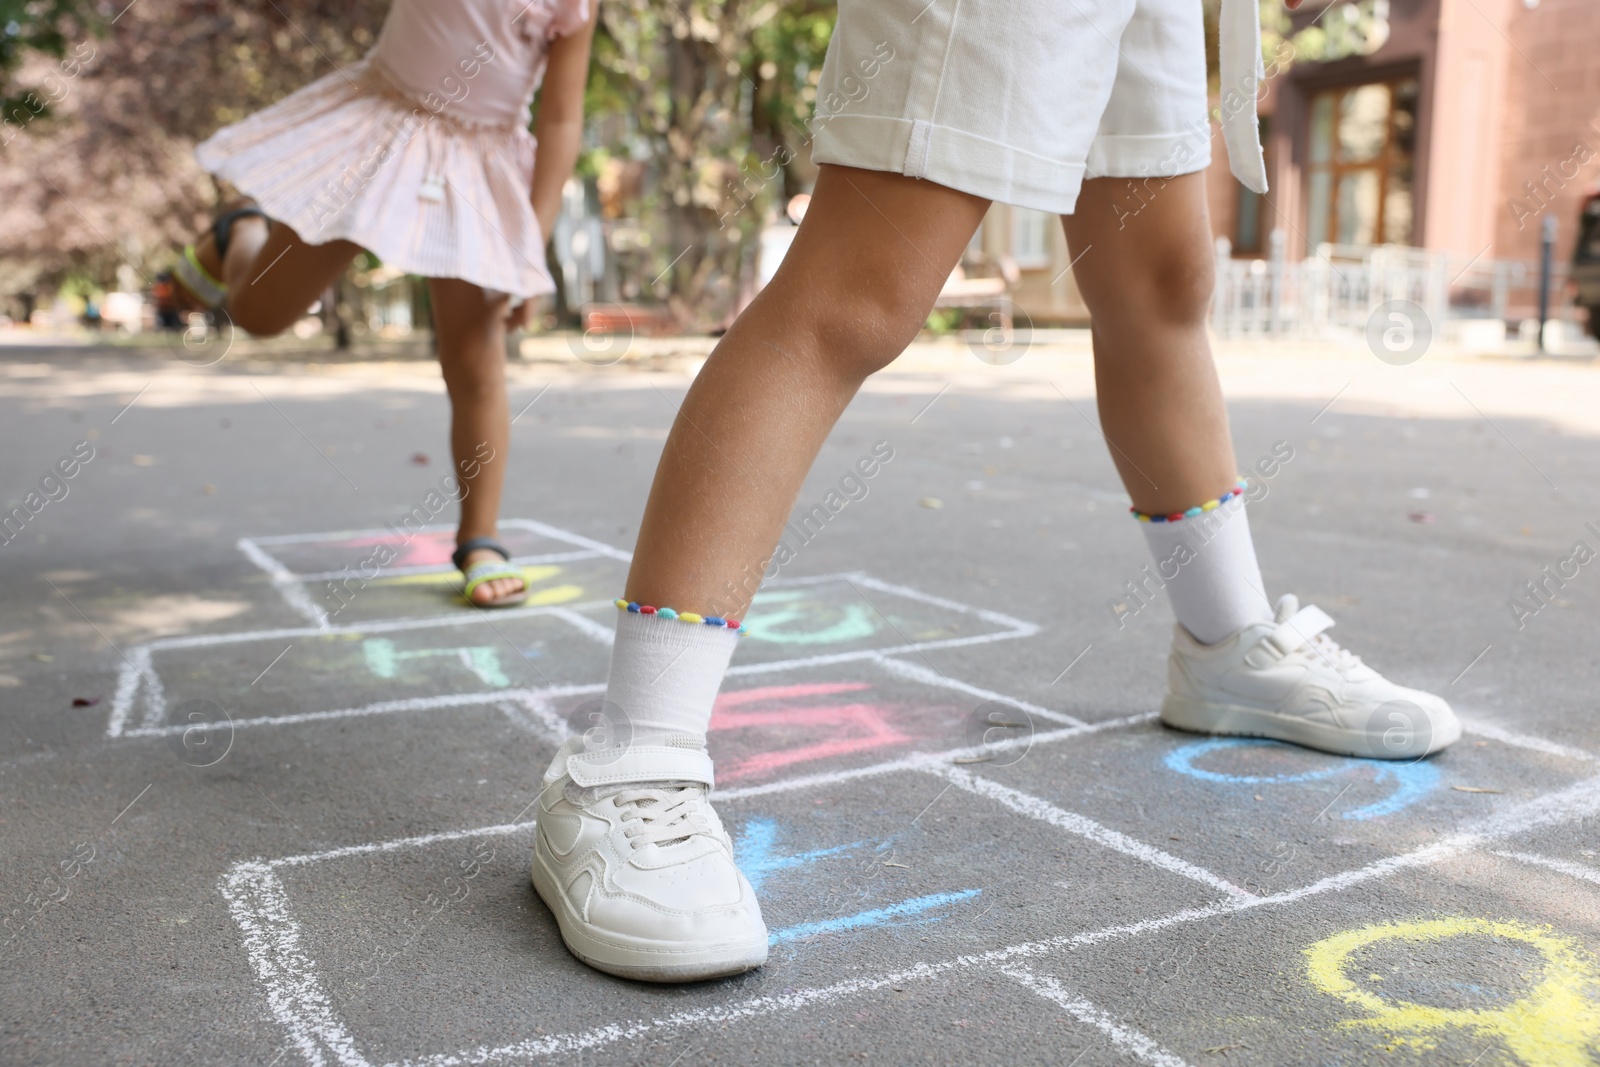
[1062, 173, 1238, 515]
[427, 277, 524, 605]
[220, 220, 361, 337]
[623, 165, 990, 617]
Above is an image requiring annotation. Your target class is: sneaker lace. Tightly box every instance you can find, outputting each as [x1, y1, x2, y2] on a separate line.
[612, 783, 715, 850]
[1305, 632, 1363, 672]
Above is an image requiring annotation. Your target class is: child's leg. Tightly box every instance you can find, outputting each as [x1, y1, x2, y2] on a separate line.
[220, 219, 361, 338]
[623, 165, 990, 616]
[1063, 174, 1237, 514]
[1063, 172, 1456, 758]
[529, 167, 987, 983]
[426, 277, 525, 606]
[1063, 172, 1272, 643]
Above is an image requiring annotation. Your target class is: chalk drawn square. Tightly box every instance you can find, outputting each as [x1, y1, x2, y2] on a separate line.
[1044, 841, 1600, 1066]
[239, 518, 631, 626]
[224, 767, 1221, 1067]
[521, 654, 1057, 790]
[958, 717, 1596, 894]
[109, 608, 613, 741]
[571, 571, 1038, 669]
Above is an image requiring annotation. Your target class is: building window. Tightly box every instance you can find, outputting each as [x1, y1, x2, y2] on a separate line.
[1304, 76, 1417, 250]
[1235, 117, 1271, 255]
[1011, 208, 1053, 269]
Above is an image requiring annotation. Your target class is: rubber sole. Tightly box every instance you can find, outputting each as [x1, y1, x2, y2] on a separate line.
[1160, 692, 1461, 760]
[530, 847, 768, 984]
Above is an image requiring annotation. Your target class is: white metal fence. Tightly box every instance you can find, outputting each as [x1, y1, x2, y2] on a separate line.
[1210, 231, 1571, 342]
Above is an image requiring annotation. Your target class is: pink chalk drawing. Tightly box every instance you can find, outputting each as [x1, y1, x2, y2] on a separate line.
[709, 682, 914, 781]
[329, 531, 457, 568]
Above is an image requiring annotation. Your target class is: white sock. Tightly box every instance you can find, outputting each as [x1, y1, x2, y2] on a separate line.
[1138, 497, 1273, 644]
[600, 611, 739, 751]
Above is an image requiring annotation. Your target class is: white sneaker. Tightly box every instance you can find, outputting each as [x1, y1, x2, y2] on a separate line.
[530, 737, 768, 982]
[1161, 594, 1461, 759]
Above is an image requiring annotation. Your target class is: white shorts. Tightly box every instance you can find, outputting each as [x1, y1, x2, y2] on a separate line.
[811, 0, 1217, 215]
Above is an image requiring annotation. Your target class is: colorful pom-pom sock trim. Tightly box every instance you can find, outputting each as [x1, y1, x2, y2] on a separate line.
[1130, 479, 1248, 523]
[615, 598, 746, 635]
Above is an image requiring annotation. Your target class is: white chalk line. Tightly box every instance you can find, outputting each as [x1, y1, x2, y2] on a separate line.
[106, 645, 154, 738]
[499, 519, 633, 562]
[237, 715, 1158, 867]
[496, 697, 569, 743]
[842, 571, 1040, 638]
[1461, 719, 1599, 763]
[226, 765, 1600, 1067]
[133, 601, 618, 655]
[103, 602, 614, 738]
[546, 607, 615, 647]
[220, 862, 374, 1067]
[998, 965, 1193, 1067]
[240, 518, 628, 627]
[715, 713, 1158, 802]
[121, 686, 608, 740]
[923, 762, 1254, 900]
[110, 551, 1039, 738]
[239, 537, 333, 631]
[871, 654, 1083, 727]
[1489, 849, 1600, 887]
[293, 550, 603, 584]
[241, 518, 627, 558]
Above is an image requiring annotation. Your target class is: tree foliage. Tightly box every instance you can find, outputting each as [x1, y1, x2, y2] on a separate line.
[1, 0, 838, 313]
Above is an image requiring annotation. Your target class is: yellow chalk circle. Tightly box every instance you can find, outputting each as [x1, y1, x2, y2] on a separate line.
[1305, 917, 1600, 1065]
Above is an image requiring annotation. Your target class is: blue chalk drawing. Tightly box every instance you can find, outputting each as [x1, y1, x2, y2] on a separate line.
[742, 589, 880, 645]
[1163, 738, 1439, 821]
[767, 889, 983, 946]
[735, 818, 981, 946]
[734, 817, 869, 892]
[363, 638, 510, 688]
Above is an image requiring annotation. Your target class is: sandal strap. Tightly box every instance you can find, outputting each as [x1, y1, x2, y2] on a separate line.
[212, 206, 269, 260]
[174, 245, 227, 309]
[453, 536, 511, 574]
[462, 559, 527, 602]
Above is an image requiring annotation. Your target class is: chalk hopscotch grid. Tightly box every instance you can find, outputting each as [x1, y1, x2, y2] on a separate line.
[239, 518, 634, 631]
[221, 706, 1600, 1067]
[196, 520, 1600, 1065]
[107, 563, 1042, 740]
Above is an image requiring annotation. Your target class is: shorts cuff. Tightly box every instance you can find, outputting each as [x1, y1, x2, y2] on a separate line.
[813, 114, 1086, 216]
[1084, 130, 1214, 181]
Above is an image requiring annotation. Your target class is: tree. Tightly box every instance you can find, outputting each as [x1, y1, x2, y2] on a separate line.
[587, 0, 833, 328]
[0, 0, 384, 294]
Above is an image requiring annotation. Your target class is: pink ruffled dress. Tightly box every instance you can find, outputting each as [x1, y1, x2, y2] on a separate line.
[195, 0, 588, 299]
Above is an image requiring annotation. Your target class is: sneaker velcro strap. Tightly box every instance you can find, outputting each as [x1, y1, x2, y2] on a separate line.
[566, 746, 714, 789]
[1267, 604, 1336, 655]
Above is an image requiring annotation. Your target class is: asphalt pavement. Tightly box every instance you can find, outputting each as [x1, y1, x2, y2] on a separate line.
[3, 333, 1600, 1067]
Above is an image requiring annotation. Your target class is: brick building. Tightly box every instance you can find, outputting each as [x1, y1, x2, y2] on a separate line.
[984, 0, 1600, 327]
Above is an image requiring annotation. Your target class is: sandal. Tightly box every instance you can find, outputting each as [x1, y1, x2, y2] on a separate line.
[172, 202, 271, 312]
[453, 537, 530, 608]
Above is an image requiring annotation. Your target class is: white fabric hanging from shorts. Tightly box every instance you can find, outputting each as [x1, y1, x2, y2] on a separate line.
[1219, 0, 1270, 193]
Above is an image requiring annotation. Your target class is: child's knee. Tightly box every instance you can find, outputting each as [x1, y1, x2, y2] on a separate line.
[1146, 249, 1215, 326]
[806, 278, 932, 380]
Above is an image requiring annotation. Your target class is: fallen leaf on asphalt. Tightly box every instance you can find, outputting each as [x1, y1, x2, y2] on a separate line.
[30, 652, 52, 662]
[1407, 511, 1435, 523]
[131, 454, 155, 466]
[919, 497, 942, 509]
[71, 697, 100, 707]
[411, 452, 430, 466]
